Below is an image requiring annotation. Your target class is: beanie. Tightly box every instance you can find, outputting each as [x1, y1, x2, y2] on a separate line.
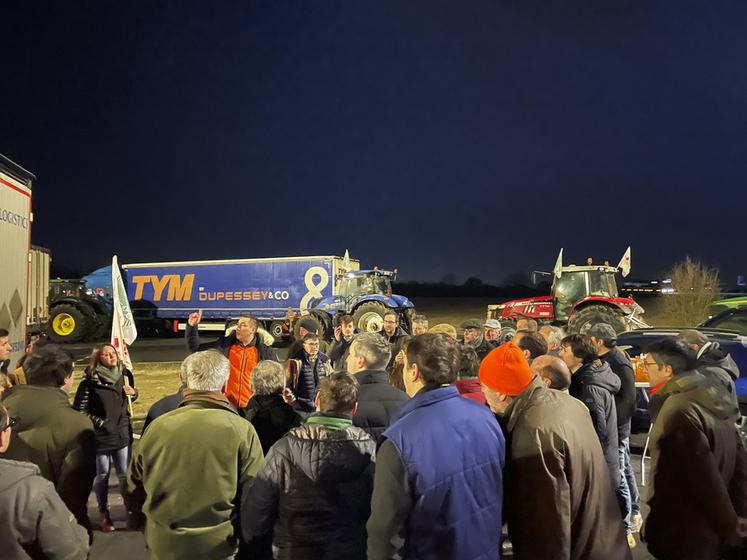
[478, 342, 533, 396]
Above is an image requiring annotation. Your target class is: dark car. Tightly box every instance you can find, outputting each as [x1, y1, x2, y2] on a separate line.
[617, 309, 747, 432]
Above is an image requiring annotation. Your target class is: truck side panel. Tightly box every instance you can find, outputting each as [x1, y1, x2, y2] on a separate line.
[0, 170, 32, 365]
[123, 258, 337, 320]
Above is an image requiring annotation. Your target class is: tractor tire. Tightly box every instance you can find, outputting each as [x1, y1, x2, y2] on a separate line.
[567, 304, 627, 335]
[48, 304, 90, 343]
[403, 308, 416, 335]
[352, 301, 388, 333]
[268, 320, 286, 344]
[90, 313, 110, 341]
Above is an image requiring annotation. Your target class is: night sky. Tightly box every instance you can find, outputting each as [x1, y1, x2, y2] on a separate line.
[4, 2, 747, 285]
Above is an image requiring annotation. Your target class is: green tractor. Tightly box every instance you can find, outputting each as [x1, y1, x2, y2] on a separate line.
[47, 279, 112, 343]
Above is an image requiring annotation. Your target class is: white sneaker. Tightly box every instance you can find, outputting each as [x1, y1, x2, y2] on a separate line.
[630, 512, 643, 533]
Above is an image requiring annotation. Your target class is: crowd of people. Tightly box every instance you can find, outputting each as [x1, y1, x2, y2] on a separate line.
[0, 308, 746, 559]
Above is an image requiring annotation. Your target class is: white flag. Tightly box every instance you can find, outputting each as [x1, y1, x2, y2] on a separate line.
[617, 246, 632, 278]
[111, 255, 137, 370]
[342, 249, 351, 272]
[553, 248, 564, 279]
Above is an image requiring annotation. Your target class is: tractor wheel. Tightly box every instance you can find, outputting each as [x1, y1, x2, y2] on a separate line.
[567, 305, 627, 335]
[315, 313, 333, 340]
[90, 313, 110, 341]
[352, 301, 388, 333]
[48, 304, 90, 343]
[268, 320, 286, 344]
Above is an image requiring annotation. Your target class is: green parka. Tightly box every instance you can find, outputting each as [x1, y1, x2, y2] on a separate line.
[127, 391, 265, 560]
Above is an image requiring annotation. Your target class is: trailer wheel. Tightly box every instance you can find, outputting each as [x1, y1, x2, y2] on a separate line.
[353, 301, 387, 333]
[48, 304, 89, 343]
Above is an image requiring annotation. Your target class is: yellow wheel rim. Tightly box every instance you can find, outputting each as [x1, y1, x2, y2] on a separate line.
[52, 313, 76, 336]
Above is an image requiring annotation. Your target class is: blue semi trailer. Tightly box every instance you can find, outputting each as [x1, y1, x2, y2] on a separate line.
[118, 255, 415, 342]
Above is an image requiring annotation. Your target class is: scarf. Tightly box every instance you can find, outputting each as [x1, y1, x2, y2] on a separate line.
[94, 362, 123, 385]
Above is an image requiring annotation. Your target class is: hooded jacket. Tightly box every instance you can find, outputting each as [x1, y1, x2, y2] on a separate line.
[0, 458, 89, 560]
[644, 370, 747, 559]
[242, 415, 375, 560]
[127, 391, 265, 560]
[569, 360, 621, 485]
[1, 385, 96, 533]
[73, 367, 136, 452]
[696, 341, 741, 419]
[503, 376, 631, 560]
[380, 326, 409, 369]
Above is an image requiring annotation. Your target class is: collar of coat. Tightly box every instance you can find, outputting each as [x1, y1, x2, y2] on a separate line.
[306, 412, 353, 430]
[353, 369, 389, 385]
[179, 390, 238, 414]
[504, 375, 546, 432]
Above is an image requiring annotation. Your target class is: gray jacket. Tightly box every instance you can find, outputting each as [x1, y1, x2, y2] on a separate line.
[0, 458, 89, 560]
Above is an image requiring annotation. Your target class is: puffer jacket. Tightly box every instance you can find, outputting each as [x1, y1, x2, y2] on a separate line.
[570, 360, 621, 486]
[242, 415, 375, 560]
[0, 458, 89, 560]
[645, 370, 747, 558]
[73, 367, 136, 452]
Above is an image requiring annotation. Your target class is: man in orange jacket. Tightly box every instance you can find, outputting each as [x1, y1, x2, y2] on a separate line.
[186, 311, 277, 408]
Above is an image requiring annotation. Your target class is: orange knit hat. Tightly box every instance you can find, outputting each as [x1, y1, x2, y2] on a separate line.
[478, 342, 533, 396]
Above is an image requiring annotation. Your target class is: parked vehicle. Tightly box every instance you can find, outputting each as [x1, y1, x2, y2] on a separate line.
[487, 247, 649, 336]
[0, 154, 34, 365]
[618, 316, 747, 432]
[118, 255, 415, 343]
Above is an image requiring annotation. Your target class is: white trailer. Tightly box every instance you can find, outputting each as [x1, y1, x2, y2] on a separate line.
[0, 154, 35, 367]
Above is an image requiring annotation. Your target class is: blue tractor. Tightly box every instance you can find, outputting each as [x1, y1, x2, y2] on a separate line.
[304, 268, 415, 336]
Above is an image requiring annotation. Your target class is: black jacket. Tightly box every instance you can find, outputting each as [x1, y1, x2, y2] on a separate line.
[570, 360, 621, 486]
[645, 371, 747, 558]
[352, 370, 409, 440]
[240, 394, 304, 454]
[380, 327, 409, 370]
[469, 335, 495, 362]
[185, 325, 277, 361]
[327, 337, 353, 369]
[600, 347, 636, 438]
[73, 368, 136, 452]
[696, 342, 741, 420]
[142, 391, 183, 434]
[242, 416, 375, 560]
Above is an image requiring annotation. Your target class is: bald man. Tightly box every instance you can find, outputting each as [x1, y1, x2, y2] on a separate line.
[531, 355, 571, 392]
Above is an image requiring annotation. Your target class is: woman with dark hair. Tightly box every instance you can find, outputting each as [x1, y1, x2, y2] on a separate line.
[73, 343, 137, 532]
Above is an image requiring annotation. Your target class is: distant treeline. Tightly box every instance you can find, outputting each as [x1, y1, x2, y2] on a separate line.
[393, 279, 549, 299]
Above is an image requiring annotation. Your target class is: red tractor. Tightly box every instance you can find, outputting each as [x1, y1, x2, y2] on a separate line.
[487, 247, 649, 337]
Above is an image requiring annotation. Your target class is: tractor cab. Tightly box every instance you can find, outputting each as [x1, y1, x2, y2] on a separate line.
[337, 269, 393, 301]
[552, 265, 620, 321]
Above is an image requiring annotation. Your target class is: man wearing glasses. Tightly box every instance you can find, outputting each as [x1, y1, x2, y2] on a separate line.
[642, 338, 747, 558]
[0, 403, 90, 559]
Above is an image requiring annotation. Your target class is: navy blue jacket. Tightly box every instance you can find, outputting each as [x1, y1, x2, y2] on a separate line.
[367, 385, 505, 560]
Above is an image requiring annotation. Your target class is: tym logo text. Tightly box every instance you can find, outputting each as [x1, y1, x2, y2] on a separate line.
[131, 274, 195, 301]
